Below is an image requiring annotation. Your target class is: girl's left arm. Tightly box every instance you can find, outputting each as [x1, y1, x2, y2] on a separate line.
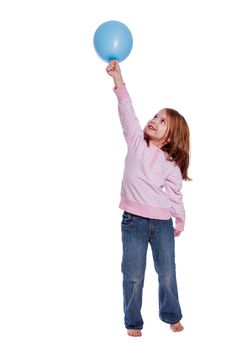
[165, 165, 185, 233]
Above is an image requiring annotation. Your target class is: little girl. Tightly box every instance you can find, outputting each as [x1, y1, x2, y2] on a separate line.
[106, 60, 191, 337]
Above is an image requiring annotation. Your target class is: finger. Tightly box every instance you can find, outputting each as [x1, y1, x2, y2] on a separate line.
[106, 64, 113, 72]
[107, 62, 115, 71]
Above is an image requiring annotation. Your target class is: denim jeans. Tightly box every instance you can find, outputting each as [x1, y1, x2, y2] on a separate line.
[121, 211, 182, 330]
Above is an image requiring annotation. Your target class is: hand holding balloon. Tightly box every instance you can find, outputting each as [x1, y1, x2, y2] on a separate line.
[106, 59, 121, 77]
[106, 60, 124, 88]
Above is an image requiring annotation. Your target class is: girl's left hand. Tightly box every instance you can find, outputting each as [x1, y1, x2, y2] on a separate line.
[174, 229, 181, 237]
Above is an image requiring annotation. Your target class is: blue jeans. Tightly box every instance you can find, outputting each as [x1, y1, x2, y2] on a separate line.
[121, 211, 182, 330]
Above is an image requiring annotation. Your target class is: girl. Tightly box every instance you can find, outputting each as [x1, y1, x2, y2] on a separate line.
[106, 60, 191, 337]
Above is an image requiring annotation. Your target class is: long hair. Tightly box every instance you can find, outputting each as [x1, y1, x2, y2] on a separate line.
[145, 108, 191, 181]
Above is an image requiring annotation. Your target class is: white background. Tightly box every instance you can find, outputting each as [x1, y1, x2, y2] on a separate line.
[1, 0, 244, 349]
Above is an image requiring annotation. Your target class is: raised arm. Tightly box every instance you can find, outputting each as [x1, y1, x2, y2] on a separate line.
[106, 60, 142, 146]
[106, 59, 124, 88]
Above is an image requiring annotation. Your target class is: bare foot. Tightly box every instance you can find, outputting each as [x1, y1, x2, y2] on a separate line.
[170, 322, 184, 332]
[127, 329, 142, 337]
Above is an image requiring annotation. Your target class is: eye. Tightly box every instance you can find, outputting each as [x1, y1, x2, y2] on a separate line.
[161, 118, 166, 124]
[153, 115, 157, 119]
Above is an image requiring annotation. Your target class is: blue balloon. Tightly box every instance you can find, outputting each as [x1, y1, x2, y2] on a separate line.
[93, 20, 133, 62]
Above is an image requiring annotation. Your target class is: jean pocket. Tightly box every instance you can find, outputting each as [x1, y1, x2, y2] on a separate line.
[121, 211, 134, 226]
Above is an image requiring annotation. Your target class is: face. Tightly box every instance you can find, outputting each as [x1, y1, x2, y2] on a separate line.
[144, 110, 169, 147]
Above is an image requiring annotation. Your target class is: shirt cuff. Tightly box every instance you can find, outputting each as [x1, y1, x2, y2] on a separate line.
[175, 218, 185, 232]
[113, 84, 129, 101]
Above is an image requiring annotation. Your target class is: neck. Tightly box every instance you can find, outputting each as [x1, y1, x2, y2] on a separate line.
[150, 140, 163, 148]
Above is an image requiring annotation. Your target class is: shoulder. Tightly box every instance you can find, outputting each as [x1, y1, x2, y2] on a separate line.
[164, 156, 182, 180]
[162, 151, 177, 169]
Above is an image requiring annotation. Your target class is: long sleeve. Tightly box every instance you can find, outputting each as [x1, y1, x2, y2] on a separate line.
[165, 165, 185, 231]
[113, 85, 143, 146]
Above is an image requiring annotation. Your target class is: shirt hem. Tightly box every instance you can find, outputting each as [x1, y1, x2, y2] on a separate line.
[119, 196, 171, 220]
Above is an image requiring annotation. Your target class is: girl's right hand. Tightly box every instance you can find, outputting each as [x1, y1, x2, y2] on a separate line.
[106, 60, 124, 88]
[106, 60, 122, 78]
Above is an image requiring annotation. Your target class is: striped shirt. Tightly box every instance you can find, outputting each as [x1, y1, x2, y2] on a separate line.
[114, 85, 185, 231]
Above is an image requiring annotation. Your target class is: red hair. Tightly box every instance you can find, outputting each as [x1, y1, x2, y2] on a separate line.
[145, 108, 191, 181]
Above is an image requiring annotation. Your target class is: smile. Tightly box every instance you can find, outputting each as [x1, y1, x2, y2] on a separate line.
[148, 125, 156, 131]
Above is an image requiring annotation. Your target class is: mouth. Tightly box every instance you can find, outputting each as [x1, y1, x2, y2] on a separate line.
[148, 125, 156, 131]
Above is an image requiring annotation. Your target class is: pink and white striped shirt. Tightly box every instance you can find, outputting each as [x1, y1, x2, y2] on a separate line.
[114, 85, 185, 231]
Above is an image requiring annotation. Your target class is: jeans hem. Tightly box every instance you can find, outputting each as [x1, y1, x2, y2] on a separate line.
[125, 325, 143, 330]
[160, 314, 183, 325]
